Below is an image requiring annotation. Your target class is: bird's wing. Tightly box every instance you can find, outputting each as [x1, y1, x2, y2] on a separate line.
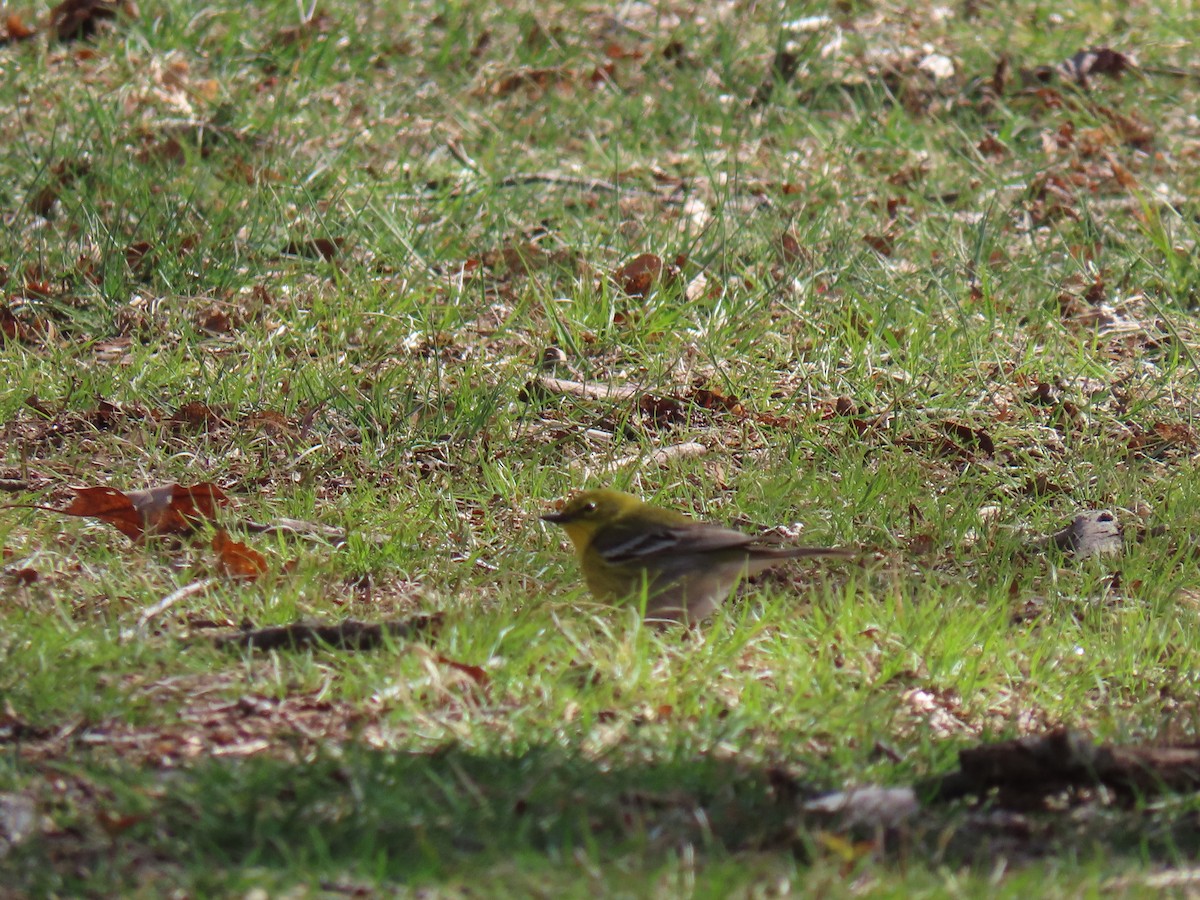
[592, 522, 753, 564]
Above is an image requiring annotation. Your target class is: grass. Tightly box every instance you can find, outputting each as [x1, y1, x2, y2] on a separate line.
[3, 0, 1200, 893]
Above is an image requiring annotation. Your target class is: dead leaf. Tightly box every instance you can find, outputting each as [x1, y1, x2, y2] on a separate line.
[637, 394, 687, 428]
[1096, 105, 1154, 149]
[274, 9, 334, 46]
[197, 305, 233, 334]
[1059, 47, 1134, 88]
[0, 305, 50, 345]
[990, 55, 1010, 96]
[49, 0, 135, 41]
[434, 655, 490, 687]
[124, 241, 156, 275]
[8, 568, 39, 586]
[281, 237, 343, 260]
[862, 233, 894, 256]
[212, 530, 268, 581]
[1020, 474, 1068, 498]
[31, 483, 229, 541]
[488, 66, 568, 97]
[96, 808, 148, 837]
[1128, 422, 1195, 458]
[2, 12, 37, 42]
[613, 253, 665, 297]
[940, 420, 995, 456]
[28, 158, 90, 217]
[777, 230, 809, 266]
[691, 387, 747, 417]
[169, 402, 227, 432]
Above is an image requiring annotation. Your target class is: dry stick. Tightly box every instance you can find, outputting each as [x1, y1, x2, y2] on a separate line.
[131, 577, 218, 637]
[529, 376, 709, 471]
[920, 729, 1200, 803]
[529, 376, 641, 402]
[492, 172, 679, 202]
[214, 615, 442, 651]
[242, 517, 349, 544]
[606, 442, 708, 472]
[445, 139, 686, 203]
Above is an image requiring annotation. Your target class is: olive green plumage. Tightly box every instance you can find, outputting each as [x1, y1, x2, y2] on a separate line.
[542, 489, 852, 623]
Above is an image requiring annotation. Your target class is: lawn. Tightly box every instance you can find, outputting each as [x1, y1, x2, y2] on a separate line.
[2, 0, 1200, 894]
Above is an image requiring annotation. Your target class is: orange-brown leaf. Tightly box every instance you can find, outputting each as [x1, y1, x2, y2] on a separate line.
[4, 13, 37, 41]
[213, 529, 268, 581]
[281, 237, 343, 260]
[435, 654, 490, 687]
[58, 483, 229, 540]
[613, 253, 664, 298]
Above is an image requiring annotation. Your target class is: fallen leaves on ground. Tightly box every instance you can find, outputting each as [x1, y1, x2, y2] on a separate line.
[212, 530, 268, 581]
[49, 0, 135, 42]
[1, 12, 37, 43]
[15, 483, 229, 541]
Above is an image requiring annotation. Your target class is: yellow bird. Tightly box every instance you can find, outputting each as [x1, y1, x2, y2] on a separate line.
[542, 488, 852, 623]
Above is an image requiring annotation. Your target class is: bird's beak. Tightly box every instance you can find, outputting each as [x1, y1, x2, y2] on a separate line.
[540, 510, 569, 524]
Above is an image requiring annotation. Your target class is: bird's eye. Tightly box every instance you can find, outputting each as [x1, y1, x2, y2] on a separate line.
[580, 501, 597, 514]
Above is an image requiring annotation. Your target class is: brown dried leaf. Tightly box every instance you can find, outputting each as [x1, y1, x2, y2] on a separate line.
[49, 0, 134, 41]
[977, 134, 1007, 159]
[275, 10, 335, 47]
[690, 388, 746, 417]
[0, 305, 49, 345]
[1097, 105, 1154, 149]
[777, 230, 809, 266]
[124, 241, 156, 275]
[1059, 47, 1134, 88]
[213, 529, 268, 581]
[52, 483, 229, 541]
[488, 66, 567, 97]
[862, 233, 894, 257]
[28, 158, 90, 217]
[197, 305, 233, 334]
[940, 420, 995, 456]
[3, 12, 37, 42]
[990, 55, 1010, 95]
[637, 394, 687, 428]
[9, 567, 39, 586]
[434, 655, 490, 687]
[281, 237, 343, 260]
[1020, 474, 1068, 498]
[1128, 422, 1196, 458]
[613, 253, 665, 298]
[170, 402, 228, 432]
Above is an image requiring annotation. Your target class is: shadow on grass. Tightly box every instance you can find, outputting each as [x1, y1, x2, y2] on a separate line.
[8, 744, 1200, 892]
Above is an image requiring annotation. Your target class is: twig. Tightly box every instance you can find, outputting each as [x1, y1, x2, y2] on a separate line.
[213, 615, 443, 651]
[921, 729, 1200, 803]
[242, 517, 349, 545]
[608, 442, 708, 471]
[523, 376, 641, 403]
[132, 577, 218, 637]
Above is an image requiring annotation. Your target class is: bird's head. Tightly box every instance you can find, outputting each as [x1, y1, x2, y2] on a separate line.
[541, 488, 640, 546]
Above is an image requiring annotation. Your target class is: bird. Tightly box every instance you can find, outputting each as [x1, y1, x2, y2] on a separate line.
[541, 488, 853, 623]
